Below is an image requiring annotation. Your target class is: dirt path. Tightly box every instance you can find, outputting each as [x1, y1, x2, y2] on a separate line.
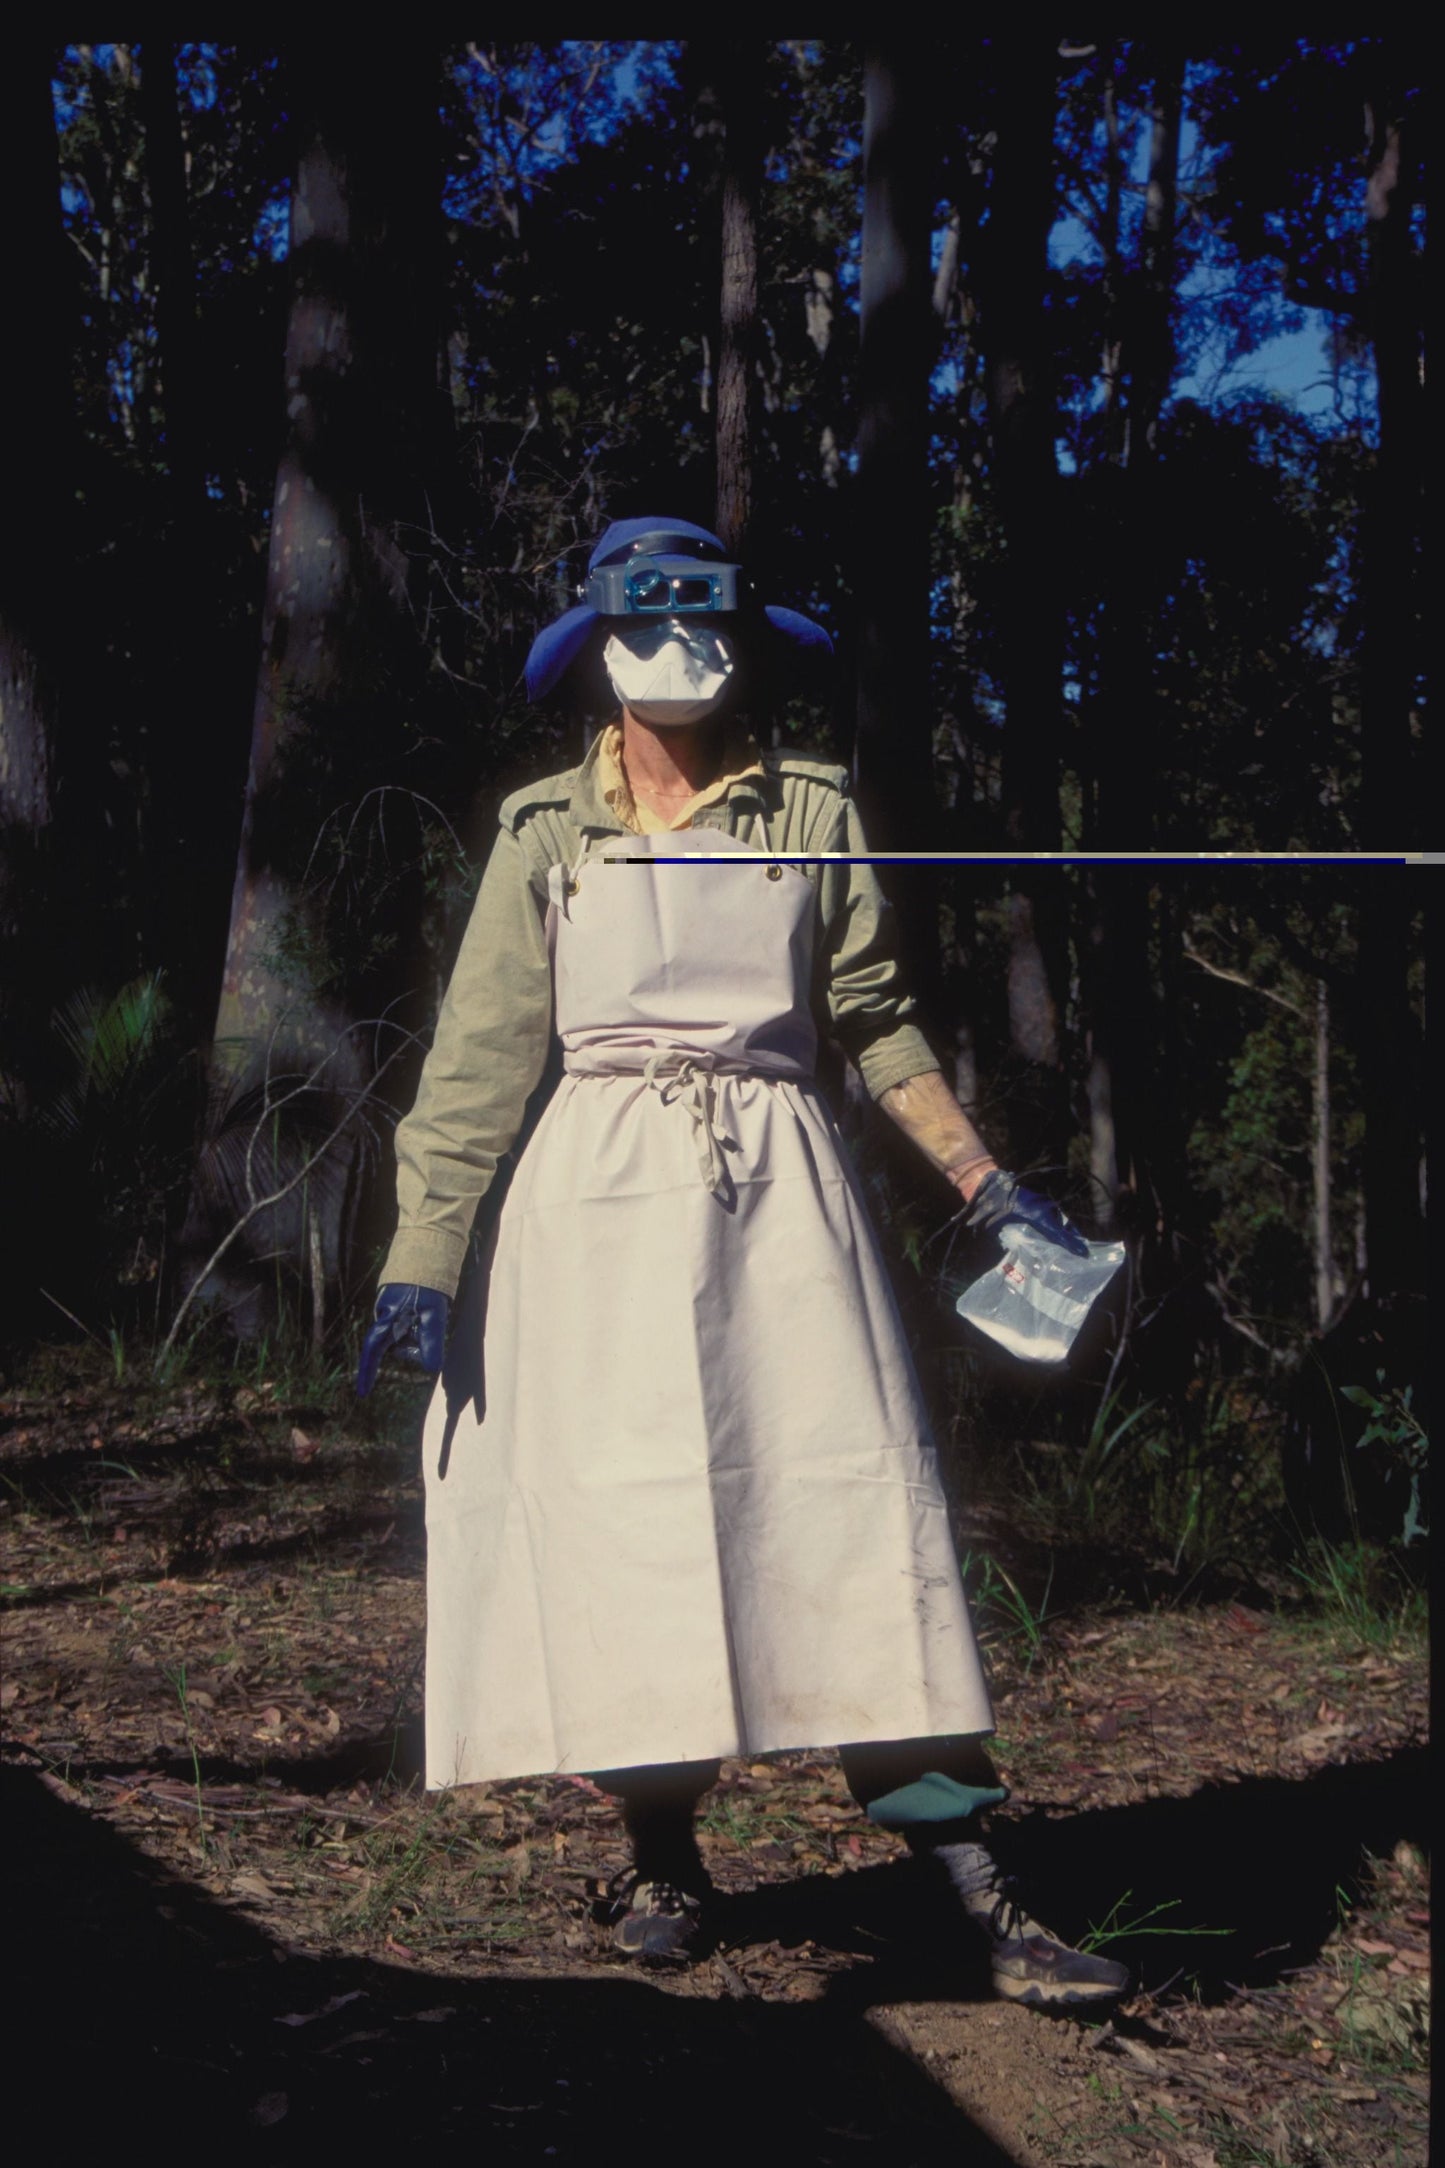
[1, 1380, 1430, 2163]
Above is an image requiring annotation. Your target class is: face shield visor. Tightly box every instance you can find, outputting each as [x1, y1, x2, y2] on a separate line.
[602, 616, 736, 726]
[582, 552, 747, 619]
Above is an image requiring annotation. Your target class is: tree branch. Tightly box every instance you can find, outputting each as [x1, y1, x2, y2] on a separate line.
[1182, 946, 1304, 1018]
[156, 1020, 423, 1371]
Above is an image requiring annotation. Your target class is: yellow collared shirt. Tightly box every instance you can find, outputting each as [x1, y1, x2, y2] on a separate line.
[596, 717, 765, 834]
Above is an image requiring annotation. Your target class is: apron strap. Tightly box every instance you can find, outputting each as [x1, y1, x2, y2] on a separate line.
[641, 1051, 738, 1195]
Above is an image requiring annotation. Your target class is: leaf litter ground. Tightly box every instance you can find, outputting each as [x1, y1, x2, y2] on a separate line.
[1, 1373, 1428, 2164]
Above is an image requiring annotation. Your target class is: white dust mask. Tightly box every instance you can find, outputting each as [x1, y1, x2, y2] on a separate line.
[603, 619, 735, 726]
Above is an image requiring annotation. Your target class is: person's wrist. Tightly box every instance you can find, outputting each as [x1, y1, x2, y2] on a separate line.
[947, 1154, 999, 1203]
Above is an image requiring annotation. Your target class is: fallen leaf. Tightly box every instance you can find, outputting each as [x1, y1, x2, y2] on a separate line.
[233, 1870, 280, 1903]
[251, 2093, 289, 2127]
[290, 1428, 320, 1464]
[384, 1934, 416, 1959]
[1287, 1722, 1349, 1757]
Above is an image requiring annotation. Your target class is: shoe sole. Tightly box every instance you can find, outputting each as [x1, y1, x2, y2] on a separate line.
[611, 1921, 699, 1959]
[994, 1973, 1129, 2009]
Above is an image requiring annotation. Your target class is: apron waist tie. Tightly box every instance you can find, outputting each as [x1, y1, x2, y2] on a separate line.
[640, 1051, 738, 1195]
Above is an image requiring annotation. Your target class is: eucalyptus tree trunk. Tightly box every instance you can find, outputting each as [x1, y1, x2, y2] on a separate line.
[1081, 870, 1159, 1236]
[1311, 978, 1335, 1329]
[854, 40, 936, 832]
[1, 38, 73, 1098]
[1080, 51, 1184, 1233]
[712, 44, 762, 558]
[983, 30, 1062, 853]
[138, 40, 226, 1009]
[139, 44, 203, 519]
[190, 41, 443, 1337]
[1359, 77, 1422, 847]
[1093, 43, 1183, 850]
[1355, 877, 1425, 1297]
[853, 41, 946, 1028]
[979, 34, 1070, 1171]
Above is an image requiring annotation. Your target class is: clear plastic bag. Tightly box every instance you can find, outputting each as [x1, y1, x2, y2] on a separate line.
[954, 1224, 1126, 1363]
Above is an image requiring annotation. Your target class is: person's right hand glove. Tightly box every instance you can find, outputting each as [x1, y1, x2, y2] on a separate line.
[964, 1168, 1090, 1258]
[356, 1284, 450, 1398]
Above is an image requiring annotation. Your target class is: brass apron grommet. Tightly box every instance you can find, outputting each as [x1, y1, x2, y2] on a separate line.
[766, 863, 783, 881]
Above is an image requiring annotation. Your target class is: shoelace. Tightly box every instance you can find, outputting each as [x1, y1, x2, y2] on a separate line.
[983, 1878, 1026, 1944]
[642, 1050, 738, 1194]
[605, 1867, 699, 1922]
[927, 1839, 1027, 1944]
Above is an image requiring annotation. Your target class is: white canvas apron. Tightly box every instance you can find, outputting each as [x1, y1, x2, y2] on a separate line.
[421, 829, 993, 1788]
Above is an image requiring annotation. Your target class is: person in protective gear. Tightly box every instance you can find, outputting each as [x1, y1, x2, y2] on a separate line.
[358, 517, 1127, 2008]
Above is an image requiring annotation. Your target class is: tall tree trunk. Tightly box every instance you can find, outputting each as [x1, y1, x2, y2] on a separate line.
[854, 41, 936, 834]
[1093, 43, 1183, 850]
[138, 41, 232, 1014]
[1002, 880, 1071, 1176]
[854, 41, 944, 1021]
[1311, 977, 1335, 1328]
[139, 44, 202, 518]
[1359, 78, 1422, 847]
[981, 36, 1069, 1169]
[712, 45, 762, 559]
[190, 42, 442, 1334]
[1355, 876, 1424, 1297]
[1083, 877, 1120, 1232]
[1081, 867, 1164, 1236]
[983, 31, 1062, 852]
[1132, 47, 1184, 460]
[1, 38, 74, 1095]
[1080, 54, 1185, 1241]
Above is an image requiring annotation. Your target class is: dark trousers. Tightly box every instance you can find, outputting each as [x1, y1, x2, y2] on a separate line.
[592, 1736, 1003, 1867]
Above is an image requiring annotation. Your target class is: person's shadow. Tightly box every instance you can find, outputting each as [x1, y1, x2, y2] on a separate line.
[4, 1760, 1015, 2163]
[8, 1742, 1425, 2160]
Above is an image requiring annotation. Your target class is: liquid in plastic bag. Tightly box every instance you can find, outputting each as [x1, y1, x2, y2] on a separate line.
[954, 1223, 1125, 1363]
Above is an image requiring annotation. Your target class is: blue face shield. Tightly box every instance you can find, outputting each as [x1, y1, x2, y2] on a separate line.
[524, 515, 834, 705]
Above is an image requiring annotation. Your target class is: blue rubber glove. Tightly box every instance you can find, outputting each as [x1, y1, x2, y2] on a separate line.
[356, 1284, 450, 1398]
[964, 1168, 1090, 1258]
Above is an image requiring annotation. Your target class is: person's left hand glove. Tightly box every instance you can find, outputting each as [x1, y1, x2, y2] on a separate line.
[356, 1284, 450, 1398]
[963, 1168, 1090, 1258]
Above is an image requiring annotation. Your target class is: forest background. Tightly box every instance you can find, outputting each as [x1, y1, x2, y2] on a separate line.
[0, 36, 1429, 1579]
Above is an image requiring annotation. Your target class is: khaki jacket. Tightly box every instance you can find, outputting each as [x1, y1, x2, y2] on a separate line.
[381, 733, 940, 1296]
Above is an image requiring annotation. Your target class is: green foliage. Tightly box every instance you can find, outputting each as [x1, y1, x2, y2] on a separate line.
[960, 1550, 1054, 1674]
[1080, 1889, 1233, 1953]
[0, 973, 199, 1338]
[1288, 1538, 1426, 1649]
[1339, 1376, 1428, 1545]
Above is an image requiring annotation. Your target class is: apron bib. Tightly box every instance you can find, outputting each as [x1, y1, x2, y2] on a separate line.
[421, 831, 992, 1787]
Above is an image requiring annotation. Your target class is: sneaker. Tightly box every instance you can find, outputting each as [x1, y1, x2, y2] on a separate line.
[972, 1884, 1132, 2009]
[921, 1839, 1131, 2009]
[606, 1869, 704, 1959]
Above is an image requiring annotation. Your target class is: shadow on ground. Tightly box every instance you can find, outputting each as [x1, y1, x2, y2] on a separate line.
[7, 1745, 1428, 2159]
[708, 1746, 1430, 2011]
[5, 1762, 1013, 2165]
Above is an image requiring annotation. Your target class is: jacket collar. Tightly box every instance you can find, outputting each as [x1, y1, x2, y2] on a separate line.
[568, 722, 774, 834]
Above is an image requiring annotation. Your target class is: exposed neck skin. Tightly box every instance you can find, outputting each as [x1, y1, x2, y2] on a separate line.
[619, 707, 728, 804]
